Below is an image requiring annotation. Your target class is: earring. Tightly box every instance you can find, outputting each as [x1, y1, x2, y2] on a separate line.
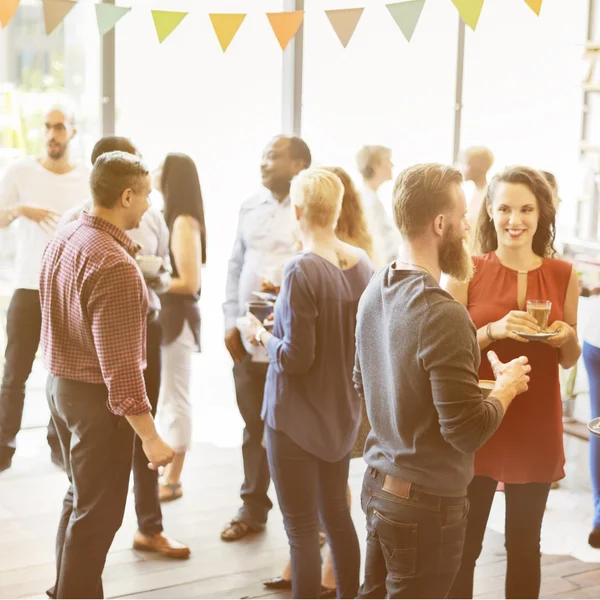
[489, 215, 493, 222]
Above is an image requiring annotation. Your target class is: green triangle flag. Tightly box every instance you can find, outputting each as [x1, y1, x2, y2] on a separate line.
[386, 0, 426, 42]
[450, 0, 484, 31]
[151, 10, 188, 44]
[95, 3, 131, 36]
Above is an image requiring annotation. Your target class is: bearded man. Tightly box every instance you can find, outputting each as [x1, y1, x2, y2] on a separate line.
[353, 163, 531, 599]
[0, 106, 90, 471]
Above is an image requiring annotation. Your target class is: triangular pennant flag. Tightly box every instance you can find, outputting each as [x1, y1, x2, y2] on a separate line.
[0, 0, 20, 28]
[325, 8, 364, 48]
[386, 0, 426, 42]
[42, 0, 77, 35]
[266, 11, 304, 51]
[209, 13, 246, 52]
[524, 0, 543, 15]
[95, 3, 131, 36]
[151, 10, 188, 44]
[450, 0, 484, 31]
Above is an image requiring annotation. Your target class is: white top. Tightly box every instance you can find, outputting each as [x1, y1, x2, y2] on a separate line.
[360, 186, 401, 267]
[583, 296, 600, 348]
[0, 157, 90, 290]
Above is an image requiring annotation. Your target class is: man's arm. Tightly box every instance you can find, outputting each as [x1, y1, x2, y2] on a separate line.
[223, 208, 246, 331]
[0, 164, 20, 229]
[419, 301, 504, 454]
[87, 262, 152, 416]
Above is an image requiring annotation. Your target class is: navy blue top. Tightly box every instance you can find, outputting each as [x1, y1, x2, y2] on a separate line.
[263, 251, 373, 462]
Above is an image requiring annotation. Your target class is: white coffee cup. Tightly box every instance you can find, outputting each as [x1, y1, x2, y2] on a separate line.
[136, 255, 163, 278]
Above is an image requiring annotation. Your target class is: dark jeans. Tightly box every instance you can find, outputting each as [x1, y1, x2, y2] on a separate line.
[358, 468, 468, 599]
[0, 289, 60, 465]
[232, 355, 272, 529]
[583, 342, 600, 529]
[46, 375, 134, 599]
[133, 317, 163, 536]
[449, 476, 551, 599]
[265, 425, 360, 599]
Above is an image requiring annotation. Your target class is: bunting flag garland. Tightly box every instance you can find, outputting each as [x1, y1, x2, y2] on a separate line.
[325, 8, 364, 48]
[151, 9, 188, 44]
[524, 0, 543, 16]
[95, 3, 131, 36]
[450, 0, 484, 31]
[267, 11, 304, 51]
[0, 0, 20, 28]
[386, 0, 426, 42]
[209, 13, 246, 52]
[42, 0, 77, 35]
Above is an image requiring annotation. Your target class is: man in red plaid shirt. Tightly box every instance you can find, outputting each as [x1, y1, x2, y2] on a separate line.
[39, 151, 174, 599]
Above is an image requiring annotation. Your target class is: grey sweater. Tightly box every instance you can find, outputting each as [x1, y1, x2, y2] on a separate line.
[354, 266, 504, 497]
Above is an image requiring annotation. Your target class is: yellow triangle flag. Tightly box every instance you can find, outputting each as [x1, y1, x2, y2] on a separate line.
[524, 0, 543, 15]
[0, 0, 20, 28]
[151, 10, 188, 44]
[325, 8, 364, 48]
[209, 13, 246, 52]
[267, 11, 304, 51]
[42, 0, 76, 35]
[450, 0, 484, 31]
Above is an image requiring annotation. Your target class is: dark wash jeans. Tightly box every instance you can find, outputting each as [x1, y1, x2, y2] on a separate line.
[46, 376, 134, 599]
[0, 289, 61, 465]
[266, 424, 360, 599]
[358, 468, 469, 599]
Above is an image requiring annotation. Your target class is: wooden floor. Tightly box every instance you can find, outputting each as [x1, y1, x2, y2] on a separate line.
[1, 435, 600, 599]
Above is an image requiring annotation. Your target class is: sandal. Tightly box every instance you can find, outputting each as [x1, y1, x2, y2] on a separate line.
[159, 482, 182, 502]
[221, 519, 252, 542]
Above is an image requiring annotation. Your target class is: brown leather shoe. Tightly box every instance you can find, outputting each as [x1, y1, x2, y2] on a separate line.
[133, 531, 191, 559]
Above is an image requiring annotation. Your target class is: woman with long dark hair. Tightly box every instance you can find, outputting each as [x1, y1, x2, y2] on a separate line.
[446, 166, 580, 598]
[154, 153, 206, 501]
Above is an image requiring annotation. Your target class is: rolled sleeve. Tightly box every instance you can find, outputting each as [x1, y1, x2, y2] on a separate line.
[267, 263, 317, 375]
[419, 301, 503, 454]
[88, 262, 151, 416]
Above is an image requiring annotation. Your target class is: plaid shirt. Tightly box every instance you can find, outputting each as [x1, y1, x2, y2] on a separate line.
[40, 213, 151, 416]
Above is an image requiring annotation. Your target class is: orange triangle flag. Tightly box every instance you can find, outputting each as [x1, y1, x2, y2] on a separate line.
[42, 0, 77, 35]
[266, 11, 304, 51]
[209, 13, 246, 52]
[0, 0, 20, 27]
[524, 0, 543, 15]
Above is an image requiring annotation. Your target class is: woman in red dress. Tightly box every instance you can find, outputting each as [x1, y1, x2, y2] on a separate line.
[446, 166, 581, 599]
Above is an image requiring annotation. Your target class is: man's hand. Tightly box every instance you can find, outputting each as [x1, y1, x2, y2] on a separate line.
[487, 351, 531, 412]
[17, 206, 61, 232]
[225, 327, 247, 363]
[142, 435, 174, 470]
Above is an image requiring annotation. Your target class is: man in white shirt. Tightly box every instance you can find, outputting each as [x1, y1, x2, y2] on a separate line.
[356, 145, 401, 266]
[0, 107, 90, 472]
[456, 146, 494, 253]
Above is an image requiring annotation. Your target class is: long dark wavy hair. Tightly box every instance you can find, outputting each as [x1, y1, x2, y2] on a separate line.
[161, 153, 207, 264]
[477, 166, 556, 258]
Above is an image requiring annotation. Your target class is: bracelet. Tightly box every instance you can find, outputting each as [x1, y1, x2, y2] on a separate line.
[486, 323, 497, 342]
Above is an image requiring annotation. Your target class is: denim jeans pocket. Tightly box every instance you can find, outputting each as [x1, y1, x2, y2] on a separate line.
[372, 508, 418, 579]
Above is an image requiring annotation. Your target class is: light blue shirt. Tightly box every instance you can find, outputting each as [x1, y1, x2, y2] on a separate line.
[58, 198, 171, 311]
[223, 190, 299, 359]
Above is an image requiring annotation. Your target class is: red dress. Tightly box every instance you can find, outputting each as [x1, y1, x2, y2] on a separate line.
[468, 252, 572, 484]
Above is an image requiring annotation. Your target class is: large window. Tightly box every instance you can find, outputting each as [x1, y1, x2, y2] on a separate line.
[302, 0, 459, 202]
[461, 0, 589, 236]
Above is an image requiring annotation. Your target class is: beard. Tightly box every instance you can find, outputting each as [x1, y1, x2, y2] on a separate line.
[47, 140, 67, 160]
[439, 225, 474, 283]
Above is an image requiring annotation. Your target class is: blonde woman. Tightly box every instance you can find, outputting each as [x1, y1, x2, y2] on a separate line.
[242, 168, 373, 599]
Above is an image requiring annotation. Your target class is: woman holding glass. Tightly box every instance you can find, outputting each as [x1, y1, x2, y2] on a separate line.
[242, 167, 373, 599]
[446, 166, 580, 599]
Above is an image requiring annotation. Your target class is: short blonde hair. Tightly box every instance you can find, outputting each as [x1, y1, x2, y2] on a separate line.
[393, 163, 463, 239]
[356, 145, 391, 180]
[291, 167, 344, 228]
